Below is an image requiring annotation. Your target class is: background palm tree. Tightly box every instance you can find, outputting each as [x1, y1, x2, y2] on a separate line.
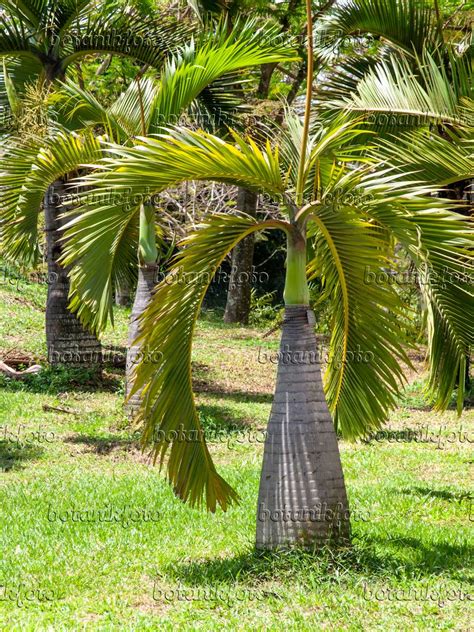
[314, 0, 472, 188]
[0, 19, 297, 410]
[0, 0, 183, 365]
[62, 20, 296, 414]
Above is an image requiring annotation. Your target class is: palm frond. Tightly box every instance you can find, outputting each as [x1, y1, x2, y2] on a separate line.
[130, 212, 287, 511]
[77, 127, 286, 199]
[360, 171, 473, 412]
[108, 75, 156, 138]
[54, 0, 95, 37]
[57, 18, 297, 139]
[0, 135, 43, 263]
[315, 52, 384, 114]
[66, 206, 140, 331]
[319, 49, 472, 129]
[59, 6, 188, 71]
[373, 126, 474, 187]
[278, 112, 372, 200]
[319, 0, 440, 56]
[55, 78, 128, 139]
[148, 17, 298, 133]
[1, 0, 46, 29]
[0, 11, 41, 60]
[0, 130, 102, 264]
[307, 203, 409, 438]
[419, 215, 473, 412]
[0, 56, 42, 118]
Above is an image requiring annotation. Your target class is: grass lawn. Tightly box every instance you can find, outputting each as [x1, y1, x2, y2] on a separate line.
[0, 274, 472, 630]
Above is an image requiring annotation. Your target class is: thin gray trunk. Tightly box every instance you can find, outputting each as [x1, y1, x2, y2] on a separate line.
[125, 263, 158, 417]
[223, 188, 258, 324]
[115, 278, 131, 306]
[44, 180, 102, 367]
[257, 62, 278, 98]
[256, 305, 350, 549]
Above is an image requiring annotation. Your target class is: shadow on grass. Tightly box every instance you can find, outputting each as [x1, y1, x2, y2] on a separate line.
[63, 406, 258, 457]
[399, 486, 473, 503]
[0, 440, 44, 472]
[192, 360, 273, 402]
[194, 385, 272, 405]
[0, 366, 122, 395]
[197, 403, 260, 436]
[64, 433, 140, 455]
[163, 534, 473, 588]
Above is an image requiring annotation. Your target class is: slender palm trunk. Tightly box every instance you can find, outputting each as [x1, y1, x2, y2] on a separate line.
[125, 203, 158, 417]
[115, 278, 131, 306]
[125, 263, 158, 416]
[256, 232, 350, 549]
[44, 180, 102, 367]
[223, 188, 258, 324]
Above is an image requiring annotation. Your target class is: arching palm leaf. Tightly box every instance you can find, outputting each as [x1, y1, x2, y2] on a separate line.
[130, 212, 288, 511]
[57, 19, 298, 139]
[372, 126, 474, 186]
[359, 170, 473, 411]
[319, 49, 472, 129]
[307, 203, 409, 438]
[319, 0, 440, 57]
[148, 17, 298, 132]
[0, 10, 40, 60]
[1, 0, 47, 29]
[0, 131, 102, 264]
[57, 5, 188, 72]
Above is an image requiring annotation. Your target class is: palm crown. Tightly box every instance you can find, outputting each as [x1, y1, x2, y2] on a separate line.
[0, 0, 183, 84]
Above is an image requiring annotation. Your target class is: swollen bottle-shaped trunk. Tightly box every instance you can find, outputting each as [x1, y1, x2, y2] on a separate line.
[256, 306, 350, 549]
[256, 231, 350, 549]
[44, 181, 102, 367]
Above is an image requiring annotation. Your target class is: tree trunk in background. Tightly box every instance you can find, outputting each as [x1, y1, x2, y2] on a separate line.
[125, 263, 158, 417]
[256, 305, 350, 549]
[115, 278, 131, 306]
[44, 180, 102, 367]
[223, 188, 258, 324]
[257, 62, 278, 98]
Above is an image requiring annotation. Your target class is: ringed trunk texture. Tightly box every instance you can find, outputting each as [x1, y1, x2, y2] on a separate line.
[256, 305, 350, 550]
[125, 263, 158, 417]
[44, 181, 102, 367]
[223, 188, 258, 324]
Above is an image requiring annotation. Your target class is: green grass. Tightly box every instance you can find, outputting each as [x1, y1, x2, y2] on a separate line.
[0, 276, 472, 630]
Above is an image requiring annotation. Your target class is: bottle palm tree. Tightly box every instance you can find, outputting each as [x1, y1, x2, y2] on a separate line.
[0, 19, 297, 405]
[59, 4, 472, 548]
[0, 0, 184, 365]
